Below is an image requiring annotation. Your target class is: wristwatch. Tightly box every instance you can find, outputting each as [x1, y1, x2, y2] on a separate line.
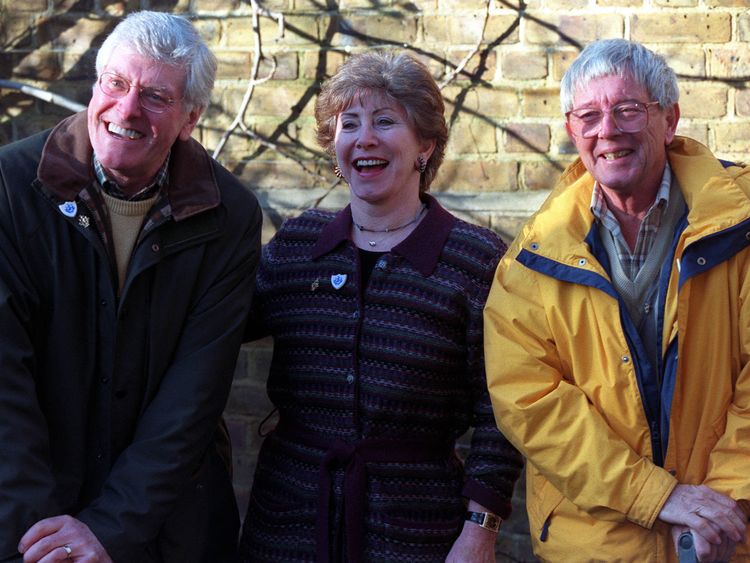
[465, 510, 502, 533]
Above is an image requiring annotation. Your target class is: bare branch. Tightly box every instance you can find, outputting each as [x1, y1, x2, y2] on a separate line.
[212, 0, 284, 160]
[438, 0, 491, 89]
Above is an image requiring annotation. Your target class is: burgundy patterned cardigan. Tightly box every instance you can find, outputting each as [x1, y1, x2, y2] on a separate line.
[239, 194, 522, 563]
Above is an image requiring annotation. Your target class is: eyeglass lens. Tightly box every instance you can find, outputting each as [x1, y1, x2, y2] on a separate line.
[99, 73, 174, 113]
[568, 103, 650, 138]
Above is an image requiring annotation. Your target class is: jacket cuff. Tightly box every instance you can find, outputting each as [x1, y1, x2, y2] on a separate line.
[626, 466, 678, 529]
[462, 479, 513, 520]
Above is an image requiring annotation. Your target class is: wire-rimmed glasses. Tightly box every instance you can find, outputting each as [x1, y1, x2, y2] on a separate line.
[566, 101, 661, 138]
[98, 72, 181, 114]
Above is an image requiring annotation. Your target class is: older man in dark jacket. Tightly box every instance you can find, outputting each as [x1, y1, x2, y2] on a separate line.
[0, 11, 261, 563]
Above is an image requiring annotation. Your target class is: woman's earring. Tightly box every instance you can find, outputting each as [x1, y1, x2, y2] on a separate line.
[333, 164, 344, 179]
[415, 155, 427, 174]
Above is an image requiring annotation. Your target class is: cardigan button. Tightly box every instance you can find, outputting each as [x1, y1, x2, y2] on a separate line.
[696, 257, 706, 266]
[621, 355, 630, 363]
[151, 243, 160, 253]
[346, 374, 354, 384]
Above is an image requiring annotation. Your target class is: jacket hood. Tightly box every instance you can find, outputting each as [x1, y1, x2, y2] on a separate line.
[37, 110, 221, 221]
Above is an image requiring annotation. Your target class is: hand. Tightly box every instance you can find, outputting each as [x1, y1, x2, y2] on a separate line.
[18, 515, 113, 563]
[659, 485, 746, 548]
[445, 520, 497, 563]
[671, 525, 738, 562]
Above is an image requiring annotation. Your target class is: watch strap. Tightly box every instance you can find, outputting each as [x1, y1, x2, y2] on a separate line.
[465, 510, 502, 533]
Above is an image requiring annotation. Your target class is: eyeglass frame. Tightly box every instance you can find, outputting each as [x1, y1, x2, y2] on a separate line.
[565, 100, 661, 139]
[97, 71, 183, 114]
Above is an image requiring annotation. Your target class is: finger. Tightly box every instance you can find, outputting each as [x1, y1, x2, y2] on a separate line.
[36, 545, 74, 563]
[690, 530, 719, 563]
[22, 537, 70, 563]
[19, 517, 68, 553]
[694, 506, 746, 542]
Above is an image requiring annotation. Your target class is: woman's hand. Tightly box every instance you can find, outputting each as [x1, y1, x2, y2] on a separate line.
[445, 520, 497, 563]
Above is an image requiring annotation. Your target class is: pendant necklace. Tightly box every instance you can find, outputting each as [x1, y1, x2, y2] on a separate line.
[353, 203, 427, 247]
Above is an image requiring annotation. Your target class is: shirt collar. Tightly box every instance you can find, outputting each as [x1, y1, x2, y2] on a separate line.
[92, 152, 170, 201]
[590, 161, 672, 221]
[311, 193, 456, 277]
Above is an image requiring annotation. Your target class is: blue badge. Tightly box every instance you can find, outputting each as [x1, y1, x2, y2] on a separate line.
[331, 274, 347, 290]
[58, 201, 77, 217]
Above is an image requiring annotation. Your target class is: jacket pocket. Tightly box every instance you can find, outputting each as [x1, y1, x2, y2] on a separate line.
[527, 470, 565, 543]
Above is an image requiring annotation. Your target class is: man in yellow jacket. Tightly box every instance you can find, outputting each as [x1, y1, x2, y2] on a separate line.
[484, 38, 750, 562]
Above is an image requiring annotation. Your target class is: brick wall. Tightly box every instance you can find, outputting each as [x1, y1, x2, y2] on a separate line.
[3, 0, 750, 560]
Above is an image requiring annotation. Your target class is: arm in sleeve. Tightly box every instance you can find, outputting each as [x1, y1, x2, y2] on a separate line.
[0, 178, 59, 561]
[76, 198, 263, 560]
[483, 253, 676, 529]
[461, 236, 524, 519]
[703, 251, 750, 515]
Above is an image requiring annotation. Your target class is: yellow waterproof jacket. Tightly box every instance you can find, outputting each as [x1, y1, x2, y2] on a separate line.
[485, 137, 750, 562]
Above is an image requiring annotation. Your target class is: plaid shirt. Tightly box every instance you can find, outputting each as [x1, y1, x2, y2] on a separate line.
[590, 163, 672, 280]
[93, 152, 170, 201]
[85, 153, 174, 260]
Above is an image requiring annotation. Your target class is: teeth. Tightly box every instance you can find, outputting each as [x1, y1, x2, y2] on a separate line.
[603, 150, 630, 161]
[108, 122, 143, 140]
[356, 159, 387, 167]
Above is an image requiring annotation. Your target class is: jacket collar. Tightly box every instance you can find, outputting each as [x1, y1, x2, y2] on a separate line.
[512, 136, 750, 265]
[311, 193, 455, 277]
[37, 110, 221, 221]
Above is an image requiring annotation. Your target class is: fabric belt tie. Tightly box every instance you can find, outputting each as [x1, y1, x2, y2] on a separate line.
[276, 423, 452, 563]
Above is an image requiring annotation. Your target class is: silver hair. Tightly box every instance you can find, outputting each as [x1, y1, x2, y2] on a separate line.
[95, 11, 217, 111]
[560, 39, 679, 114]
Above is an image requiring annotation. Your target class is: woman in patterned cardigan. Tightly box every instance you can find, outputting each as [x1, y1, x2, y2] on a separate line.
[238, 50, 522, 563]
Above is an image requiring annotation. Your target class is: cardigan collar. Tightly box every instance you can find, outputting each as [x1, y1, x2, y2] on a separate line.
[37, 110, 221, 221]
[311, 193, 456, 277]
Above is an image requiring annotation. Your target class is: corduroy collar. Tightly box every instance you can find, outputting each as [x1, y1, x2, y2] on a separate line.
[37, 110, 221, 221]
[311, 193, 455, 277]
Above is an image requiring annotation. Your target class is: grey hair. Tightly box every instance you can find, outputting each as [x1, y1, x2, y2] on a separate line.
[560, 39, 679, 114]
[95, 11, 217, 111]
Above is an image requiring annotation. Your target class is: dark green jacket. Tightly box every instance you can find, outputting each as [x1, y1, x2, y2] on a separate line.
[0, 111, 261, 562]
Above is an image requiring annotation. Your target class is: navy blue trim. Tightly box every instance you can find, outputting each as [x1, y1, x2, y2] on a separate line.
[586, 224, 665, 463]
[719, 159, 736, 169]
[517, 249, 618, 299]
[540, 515, 551, 542]
[654, 211, 688, 455]
[660, 338, 679, 453]
[679, 217, 750, 289]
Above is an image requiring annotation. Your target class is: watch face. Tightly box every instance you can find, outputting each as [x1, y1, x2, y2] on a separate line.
[485, 514, 501, 531]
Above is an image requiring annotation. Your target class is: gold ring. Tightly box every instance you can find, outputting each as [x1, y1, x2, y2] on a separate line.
[62, 544, 72, 559]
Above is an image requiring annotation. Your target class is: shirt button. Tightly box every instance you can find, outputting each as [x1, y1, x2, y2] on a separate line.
[376, 259, 387, 269]
[346, 374, 354, 384]
[151, 243, 160, 253]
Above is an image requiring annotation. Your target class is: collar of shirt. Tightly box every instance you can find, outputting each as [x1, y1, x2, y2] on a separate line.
[311, 193, 456, 277]
[590, 162, 672, 241]
[93, 152, 170, 201]
[590, 162, 672, 276]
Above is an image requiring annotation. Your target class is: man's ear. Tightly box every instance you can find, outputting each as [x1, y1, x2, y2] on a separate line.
[664, 103, 680, 145]
[179, 106, 203, 142]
